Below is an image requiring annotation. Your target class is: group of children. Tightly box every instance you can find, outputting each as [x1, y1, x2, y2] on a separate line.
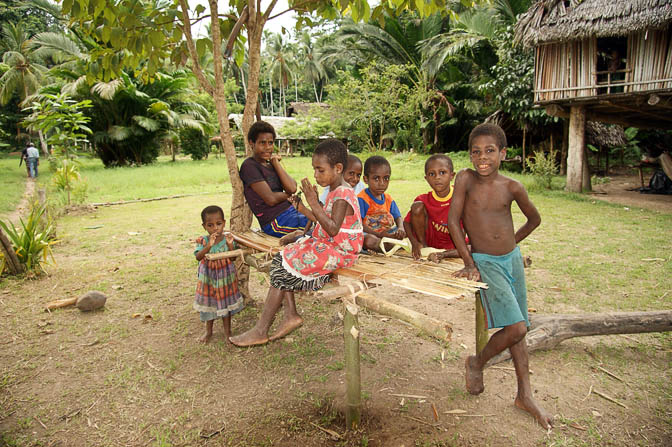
[192, 121, 553, 429]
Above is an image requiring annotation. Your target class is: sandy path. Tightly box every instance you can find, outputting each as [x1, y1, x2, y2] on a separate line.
[5, 178, 36, 225]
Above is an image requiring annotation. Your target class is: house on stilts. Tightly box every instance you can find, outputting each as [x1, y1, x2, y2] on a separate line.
[516, 0, 672, 192]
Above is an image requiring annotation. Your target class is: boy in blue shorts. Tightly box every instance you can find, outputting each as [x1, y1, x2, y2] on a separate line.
[448, 123, 553, 429]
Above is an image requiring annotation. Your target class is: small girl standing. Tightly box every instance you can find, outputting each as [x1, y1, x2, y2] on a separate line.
[194, 205, 244, 343]
[230, 139, 363, 347]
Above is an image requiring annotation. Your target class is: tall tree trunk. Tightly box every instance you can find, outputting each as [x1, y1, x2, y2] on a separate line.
[269, 74, 274, 115]
[38, 130, 49, 157]
[313, 80, 319, 103]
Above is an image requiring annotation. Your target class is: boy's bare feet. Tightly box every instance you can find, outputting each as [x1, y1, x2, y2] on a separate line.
[269, 315, 303, 341]
[515, 394, 554, 429]
[229, 328, 269, 347]
[465, 356, 484, 395]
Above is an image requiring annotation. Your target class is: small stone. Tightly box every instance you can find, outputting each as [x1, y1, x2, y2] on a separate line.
[76, 291, 107, 312]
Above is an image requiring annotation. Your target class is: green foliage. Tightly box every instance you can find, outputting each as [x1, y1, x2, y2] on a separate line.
[0, 202, 56, 273]
[179, 127, 209, 160]
[480, 26, 554, 128]
[24, 92, 91, 204]
[526, 149, 558, 190]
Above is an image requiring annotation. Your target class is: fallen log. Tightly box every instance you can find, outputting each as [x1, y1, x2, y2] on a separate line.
[487, 311, 672, 366]
[355, 293, 452, 342]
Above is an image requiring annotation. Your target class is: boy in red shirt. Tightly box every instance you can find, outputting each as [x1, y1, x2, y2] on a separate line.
[403, 154, 466, 261]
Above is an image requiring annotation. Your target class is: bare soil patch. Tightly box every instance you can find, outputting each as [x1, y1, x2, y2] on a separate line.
[591, 170, 672, 214]
[1, 196, 670, 447]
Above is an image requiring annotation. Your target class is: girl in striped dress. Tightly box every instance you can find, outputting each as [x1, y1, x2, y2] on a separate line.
[194, 205, 244, 343]
[230, 139, 363, 347]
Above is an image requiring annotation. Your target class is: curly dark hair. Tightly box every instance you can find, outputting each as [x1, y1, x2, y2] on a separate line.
[201, 205, 225, 223]
[247, 121, 276, 143]
[314, 139, 348, 168]
[424, 154, 453, 173]
[468, 123, 507, 151]
[363, 155, 390, 177]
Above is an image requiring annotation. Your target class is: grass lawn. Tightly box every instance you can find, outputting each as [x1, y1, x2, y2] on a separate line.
[0, 155, 30, 217]
[1, 152, 670, 446]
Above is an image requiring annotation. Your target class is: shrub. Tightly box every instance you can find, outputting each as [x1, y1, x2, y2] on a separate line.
[526, 149, 558, 190]
[0, 203, 57, 273]
[180, 128, 210, 160]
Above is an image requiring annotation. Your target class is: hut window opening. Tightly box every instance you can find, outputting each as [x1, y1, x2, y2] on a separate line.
[596, 37, 628, 94]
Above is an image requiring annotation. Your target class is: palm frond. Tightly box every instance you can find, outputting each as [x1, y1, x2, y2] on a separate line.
[91, 79, 122, 100]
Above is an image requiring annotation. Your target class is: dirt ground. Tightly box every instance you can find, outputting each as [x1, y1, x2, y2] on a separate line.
[590, 170, 672, 214]
[0, 182, 670, 447]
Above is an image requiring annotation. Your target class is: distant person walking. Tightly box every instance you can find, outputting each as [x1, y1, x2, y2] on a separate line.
[25, 142, 39, 178]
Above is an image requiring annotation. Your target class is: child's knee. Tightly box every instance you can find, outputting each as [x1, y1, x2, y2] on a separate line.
[410, 202, 427, 219]
[509, 321, 528, 342]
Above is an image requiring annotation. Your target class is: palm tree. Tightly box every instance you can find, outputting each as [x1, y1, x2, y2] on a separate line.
[297, 31, 327, 102]
[0, 21, 48, 151]
[265, 32, 294, 115]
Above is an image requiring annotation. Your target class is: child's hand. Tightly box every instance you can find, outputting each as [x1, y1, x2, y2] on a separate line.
[224, 231, 234, 247]
[270, 153, 282, 164]
[300, 178, 319, 207]
[453, 264, 481, 281]
[393, 228, 406, 240]
[289, 191, 302, 209]
[410, 241, 422, 260]
[427, 252, 442, 263]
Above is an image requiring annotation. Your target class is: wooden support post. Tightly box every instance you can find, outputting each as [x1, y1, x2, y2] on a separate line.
[475, 291, 488, 355]
[567, 106, 586, 192]
[344, 302, 361, 430]
[561, 119, 569, 175]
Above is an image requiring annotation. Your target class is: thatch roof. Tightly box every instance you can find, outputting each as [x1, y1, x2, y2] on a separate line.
[228, 114, 297, 140]
[286, 102, 329, 117]
[516, 0, 672, 47]
[586, 121, 627, 148]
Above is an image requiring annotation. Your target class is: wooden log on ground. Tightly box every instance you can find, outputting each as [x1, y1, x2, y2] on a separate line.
[45, 297, 77, 310]
[355, 293, 452, 342]
[0, 226, 23, 275]
[486, 311, 672, 366]
[344, 302, 361, 430]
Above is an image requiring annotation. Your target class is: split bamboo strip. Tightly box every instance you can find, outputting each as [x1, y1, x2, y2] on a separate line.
[205, 249, 251, 260]
[231, 231, 485, 301]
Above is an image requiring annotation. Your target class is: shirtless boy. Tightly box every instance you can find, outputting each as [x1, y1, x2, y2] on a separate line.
[447, 123, 553, 429]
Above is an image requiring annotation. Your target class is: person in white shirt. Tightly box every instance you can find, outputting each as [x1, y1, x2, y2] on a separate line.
[25, 142, 40, 178]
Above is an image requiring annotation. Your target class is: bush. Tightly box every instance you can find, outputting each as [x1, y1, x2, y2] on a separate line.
[0, 203, 57, 273]
[180, 128, 210, 160]
[526, 149, 558, 190]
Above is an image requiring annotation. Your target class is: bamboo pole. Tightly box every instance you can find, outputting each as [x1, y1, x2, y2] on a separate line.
[355, 293, 452, 342]
[475, 291, 488, 355]
[205, 249, 251, 260]
[344, 302, 361, 430]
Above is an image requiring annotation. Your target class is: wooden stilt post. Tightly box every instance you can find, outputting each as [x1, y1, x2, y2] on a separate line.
[344, 302, 361, 430]
[475, 291, 488, 355]
[567, 106, 586, 192]
[561, 119, 569, 175]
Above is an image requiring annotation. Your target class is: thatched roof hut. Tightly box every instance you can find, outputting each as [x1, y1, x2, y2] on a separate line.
[585, 121, 627, 148]
[515, 0, 672, 191]
[516, 0, 672, 47]
[286, 102, 329, 117]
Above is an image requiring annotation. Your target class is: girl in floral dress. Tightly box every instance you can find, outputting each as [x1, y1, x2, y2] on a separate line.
[194, 205, 244, 343]
[230, 139, 363, 347]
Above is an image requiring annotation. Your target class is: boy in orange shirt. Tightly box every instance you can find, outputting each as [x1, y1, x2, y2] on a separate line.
[357, 156, 405, 251]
